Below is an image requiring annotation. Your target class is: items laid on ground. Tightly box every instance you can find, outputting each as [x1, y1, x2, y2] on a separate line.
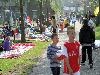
[0, 43, 35, 59]
[28, 28, 51, 42]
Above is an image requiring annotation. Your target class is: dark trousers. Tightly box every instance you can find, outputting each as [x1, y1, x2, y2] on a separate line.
[50, 67, 60, 75]
[53, 27, 56, 33]
[82, 46, 93, 64]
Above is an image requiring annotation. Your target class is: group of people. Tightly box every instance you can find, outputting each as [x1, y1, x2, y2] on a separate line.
[51, 16, 70, 34]
[47, 14, 95, 75]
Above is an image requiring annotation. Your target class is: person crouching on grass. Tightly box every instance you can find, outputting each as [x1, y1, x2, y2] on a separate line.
[47, 33, 61, 75]
[62, 26, 81, 75]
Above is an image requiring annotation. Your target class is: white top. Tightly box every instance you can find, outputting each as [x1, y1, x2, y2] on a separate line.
[56, 45, 81, 57]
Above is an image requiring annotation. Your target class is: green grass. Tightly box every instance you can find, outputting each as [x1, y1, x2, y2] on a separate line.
[0, 40, 51, 75]
[95, 25, 100, 40]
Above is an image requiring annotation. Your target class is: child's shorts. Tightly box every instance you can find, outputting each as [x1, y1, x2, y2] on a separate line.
[63, 71, 80, 75]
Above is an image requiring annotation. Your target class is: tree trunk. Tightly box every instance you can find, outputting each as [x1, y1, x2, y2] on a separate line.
[39, 0, 43, 33]
[46, 0, 49, 26]
[20, 0, 26, 43]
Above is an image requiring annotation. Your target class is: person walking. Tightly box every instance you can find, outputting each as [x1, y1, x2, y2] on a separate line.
[62, 26, 81, 75]
[47, 33, 61, 75]
[79, 19, 95, 69]
[51, 16, 57, 34]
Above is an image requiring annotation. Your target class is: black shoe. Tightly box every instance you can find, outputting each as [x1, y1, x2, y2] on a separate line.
[90, 64, 93, 69]
[81, 62, 85, 65]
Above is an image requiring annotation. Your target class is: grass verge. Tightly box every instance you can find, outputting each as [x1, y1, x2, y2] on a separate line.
[95, 25, 100, 40]
[0, 40, 51, 75]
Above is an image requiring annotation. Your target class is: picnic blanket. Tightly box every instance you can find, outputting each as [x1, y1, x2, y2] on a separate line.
[0, 43, 35, 59]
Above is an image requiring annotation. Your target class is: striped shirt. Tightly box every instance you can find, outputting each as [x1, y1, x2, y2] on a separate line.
[47, 44, 61, 67]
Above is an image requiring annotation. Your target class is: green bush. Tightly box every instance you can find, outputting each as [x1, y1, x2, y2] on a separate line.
[95, 25, 100, 40]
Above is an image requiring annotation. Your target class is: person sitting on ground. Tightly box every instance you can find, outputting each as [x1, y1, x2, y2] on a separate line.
[3, 36, 11, 51]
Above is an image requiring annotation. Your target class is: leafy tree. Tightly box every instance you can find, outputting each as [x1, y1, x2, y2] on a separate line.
[50, 0, 63, 15]
[89, 0, 98, 11]
[0, 0, 9, 21]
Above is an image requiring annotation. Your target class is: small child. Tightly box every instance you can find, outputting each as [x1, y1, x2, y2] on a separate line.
[47, 33, 61, 75]
[62, 26, 81, 75]
[3, 36, 11, 51]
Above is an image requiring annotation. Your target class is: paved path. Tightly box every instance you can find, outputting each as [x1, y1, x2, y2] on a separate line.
[29, 21, 100, 75]
[29, 32, 66, 75]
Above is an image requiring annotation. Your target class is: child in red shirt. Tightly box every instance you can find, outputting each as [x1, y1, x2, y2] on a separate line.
[62, 26, 81, 75]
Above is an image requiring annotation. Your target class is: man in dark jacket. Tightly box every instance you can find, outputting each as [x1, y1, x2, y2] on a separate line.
[79, 19, 95, 69]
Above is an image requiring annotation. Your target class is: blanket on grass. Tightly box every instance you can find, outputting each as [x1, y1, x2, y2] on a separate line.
[0, 43, 35, 59]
